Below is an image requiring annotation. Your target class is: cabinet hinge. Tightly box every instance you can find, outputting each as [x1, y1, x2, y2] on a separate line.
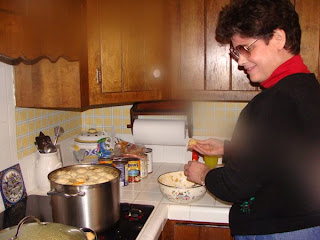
[96, 68, 102, 84]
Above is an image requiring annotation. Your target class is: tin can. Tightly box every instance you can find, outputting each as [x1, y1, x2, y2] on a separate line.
[113, 158, 128, 187]
[127, 158, 141, 183]
[140, 155, 148, 179]
[145, 148, 153, 173]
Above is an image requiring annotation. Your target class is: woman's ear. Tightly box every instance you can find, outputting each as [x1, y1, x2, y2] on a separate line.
[272, 28, 286, 50]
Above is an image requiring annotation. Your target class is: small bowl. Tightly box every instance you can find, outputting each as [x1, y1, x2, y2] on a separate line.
[158, 171, 206, 204]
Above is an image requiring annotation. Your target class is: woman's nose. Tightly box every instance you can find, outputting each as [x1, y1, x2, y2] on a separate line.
[237, 54, 247, 67]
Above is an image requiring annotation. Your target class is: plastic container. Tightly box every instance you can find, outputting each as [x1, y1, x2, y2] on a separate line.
[204, 155, 219, 169]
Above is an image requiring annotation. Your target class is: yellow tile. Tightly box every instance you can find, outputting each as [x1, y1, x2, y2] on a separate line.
[20, 124, 28, 135]
[113, 108, 121, 116]
[123, 108, 130, 117]
[215, 102, 225, 110]
[16, 139, 22, 150]
[227, 102, 236, 109]
[35, 119, 42, 129]
[20, 110, 27, 121]
[29, 122, 35, 133]
[35, 109, 42, 118]
[21, 136, 29, 148]
[42, 118, 48, 127]
[104, 118, 112, 125]
[15, 111, 20, 122]
[113, 118, 121, 126]
[95, 108, 102, 115]
[85, 118, 94, 126]
[17, 152, 23, 160]
[28, 109, 35, 119]
[123, 128, 131, 134]
[193, 129, 203, 136]
[16, 125, 21, 136]
[95, 118, 103, 126]
[102, 108, 111, 116]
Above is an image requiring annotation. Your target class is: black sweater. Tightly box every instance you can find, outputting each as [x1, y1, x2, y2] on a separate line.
[205, 73, 320, 236]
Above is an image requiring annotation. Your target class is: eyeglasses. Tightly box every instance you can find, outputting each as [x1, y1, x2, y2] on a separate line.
[230, 39, 259, 61]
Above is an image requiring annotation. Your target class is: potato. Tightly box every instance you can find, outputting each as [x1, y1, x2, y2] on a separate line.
[188, 138, 197, 146]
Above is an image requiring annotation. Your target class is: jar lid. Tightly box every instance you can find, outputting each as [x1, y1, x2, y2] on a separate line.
[75, 128, 110, 143]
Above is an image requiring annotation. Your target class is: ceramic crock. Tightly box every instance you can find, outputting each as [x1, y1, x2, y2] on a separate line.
[74, 128, 111, 160]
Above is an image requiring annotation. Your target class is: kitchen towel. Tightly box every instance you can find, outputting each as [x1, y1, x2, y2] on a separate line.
[133, 119, 188, 146]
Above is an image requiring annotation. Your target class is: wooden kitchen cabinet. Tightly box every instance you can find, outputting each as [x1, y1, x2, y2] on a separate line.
[14, 0, 168, 109]
[14, 58, 88, 109]
[167, 0, 320, 102]
[11, 0, 320, 110]
[86, 0, 168, 106]
[0, 0, 84, 65]
[159, 220, 234, 240]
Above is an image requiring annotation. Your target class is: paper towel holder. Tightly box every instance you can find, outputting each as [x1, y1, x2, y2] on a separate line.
[127, 101, 193, 138]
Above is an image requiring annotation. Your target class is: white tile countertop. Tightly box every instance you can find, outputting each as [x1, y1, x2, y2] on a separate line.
[30, 162, 232, 240]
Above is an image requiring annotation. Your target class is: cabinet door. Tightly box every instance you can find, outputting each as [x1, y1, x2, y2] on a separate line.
[87, 0, 166, 106]
[14, 58, 83, 109]
[168, 0, 260, 102]
[0, 0, 84, 64]
[295, 0, 320, 79]
[160, 220, 234, 240]
[168, 0, 320, 101]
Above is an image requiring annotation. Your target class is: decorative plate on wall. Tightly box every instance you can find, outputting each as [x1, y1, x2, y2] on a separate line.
[0, 164, 27, 209]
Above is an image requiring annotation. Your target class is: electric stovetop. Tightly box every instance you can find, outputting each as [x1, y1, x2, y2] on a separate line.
[0, 195, 154, 240]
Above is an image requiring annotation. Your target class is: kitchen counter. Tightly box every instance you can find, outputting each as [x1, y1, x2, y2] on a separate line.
[30, 162, 232, 240]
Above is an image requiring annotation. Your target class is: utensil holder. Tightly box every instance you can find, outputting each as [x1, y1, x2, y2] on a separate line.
[35, 151, 62, 191]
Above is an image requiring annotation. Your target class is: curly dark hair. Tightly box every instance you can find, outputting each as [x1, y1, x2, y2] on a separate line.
[215, 0, 301, 55]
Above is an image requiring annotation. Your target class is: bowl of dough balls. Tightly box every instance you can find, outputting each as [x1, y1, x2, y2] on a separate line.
[158, 171, 206, 204]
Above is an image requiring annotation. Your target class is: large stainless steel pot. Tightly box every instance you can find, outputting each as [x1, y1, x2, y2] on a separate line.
[0, 216, 96, 240]
[48, 164, 120, 232]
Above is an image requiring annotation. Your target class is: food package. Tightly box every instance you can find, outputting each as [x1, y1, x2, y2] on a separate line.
[112, 138, 146, 157]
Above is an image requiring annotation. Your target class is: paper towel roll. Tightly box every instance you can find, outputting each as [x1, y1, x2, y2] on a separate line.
[133, 119, 187, 146]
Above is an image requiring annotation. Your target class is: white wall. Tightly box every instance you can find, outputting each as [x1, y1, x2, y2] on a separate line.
[0, 62, 18, 211]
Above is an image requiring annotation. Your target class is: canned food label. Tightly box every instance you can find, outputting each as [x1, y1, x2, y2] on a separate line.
[114, 162, 128, 187]
[146, 148, 153, 173]
[128, 160, 140, 182]
[140, 156, 148, 179]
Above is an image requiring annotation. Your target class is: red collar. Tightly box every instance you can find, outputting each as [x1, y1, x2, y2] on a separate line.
[260, 54, 310, 89]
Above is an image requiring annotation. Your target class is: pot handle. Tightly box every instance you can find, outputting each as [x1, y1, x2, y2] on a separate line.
[79, 227, 98, 240]
[47, 190, 86, 198]
[10, 216, 43, 240]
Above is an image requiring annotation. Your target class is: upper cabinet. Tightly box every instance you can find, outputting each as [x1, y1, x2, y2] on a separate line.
[295, 0, 320, 79]
[167, 0, 260, 102]
[86, 0, 168, 106]
[14, 0, 168, 110]
[9, 0, 320, 110]
[0, 0, 85, 64]
[167, 0, 320, 102]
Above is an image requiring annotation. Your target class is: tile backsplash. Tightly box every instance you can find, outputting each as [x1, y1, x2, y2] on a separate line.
[16, 102, 246, 159]
[15, 108, 81, 159]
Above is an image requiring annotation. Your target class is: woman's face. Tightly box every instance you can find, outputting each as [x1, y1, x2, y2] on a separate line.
[231, 34, 285, 83]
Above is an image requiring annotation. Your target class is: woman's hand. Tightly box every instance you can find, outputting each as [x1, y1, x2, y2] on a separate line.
[188, 138, 224, 156]
[184, 160, 211, 185]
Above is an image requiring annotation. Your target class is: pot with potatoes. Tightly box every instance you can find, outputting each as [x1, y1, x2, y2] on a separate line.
[48, 164, 120, 233]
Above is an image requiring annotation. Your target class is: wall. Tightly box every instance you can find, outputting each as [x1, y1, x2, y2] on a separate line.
[15, 108, 81, 159]
[16, 102, 247, 159]
[81, 102, 246, 139]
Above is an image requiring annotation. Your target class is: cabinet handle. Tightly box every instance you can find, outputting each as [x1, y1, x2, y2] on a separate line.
[96, 68, 102, 83]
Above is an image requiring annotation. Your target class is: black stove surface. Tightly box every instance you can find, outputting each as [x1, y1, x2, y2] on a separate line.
[0, 195, 154, 240]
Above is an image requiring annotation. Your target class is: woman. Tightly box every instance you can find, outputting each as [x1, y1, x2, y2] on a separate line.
[184, 0, 320, 239]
